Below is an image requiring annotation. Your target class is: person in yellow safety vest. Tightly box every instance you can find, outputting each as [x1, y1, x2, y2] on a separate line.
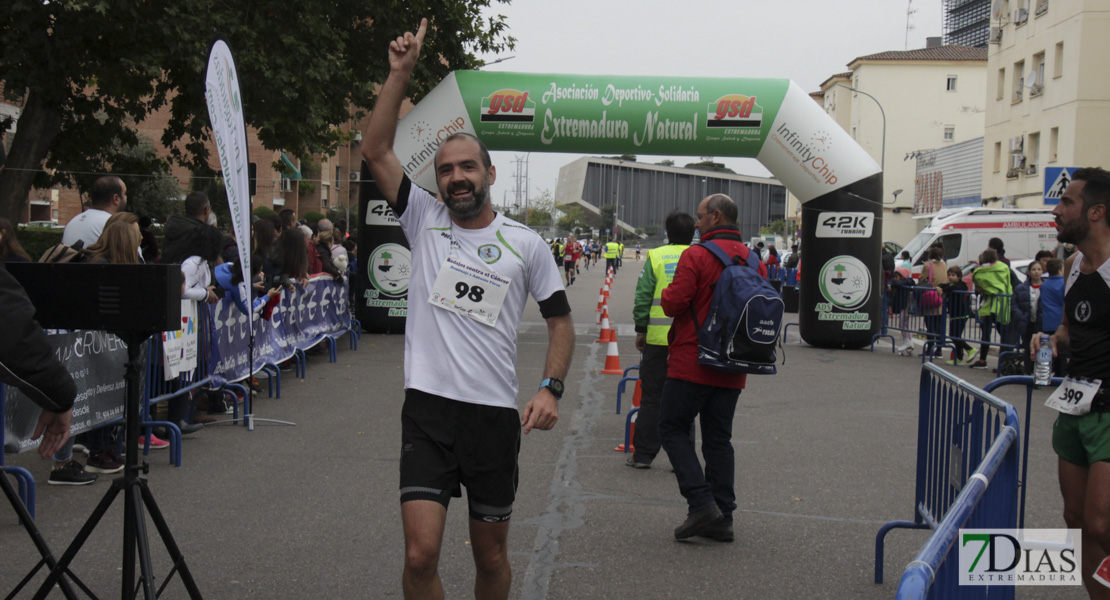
[552, 238, 563, 267]
[628, 211, 697, 469]
[604, 239, 620, 274]
[618, 242, 625, 270]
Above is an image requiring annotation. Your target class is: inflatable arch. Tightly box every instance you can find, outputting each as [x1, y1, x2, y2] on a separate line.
[358, 71, 883, 348]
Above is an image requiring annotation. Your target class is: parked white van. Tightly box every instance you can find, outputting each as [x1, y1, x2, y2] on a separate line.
[900, 207, 1057, 276]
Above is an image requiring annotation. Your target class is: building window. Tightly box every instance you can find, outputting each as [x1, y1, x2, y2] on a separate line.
[1049, 127, 1059, 163]
[1027, 131, 1040, 172]
[1013, 60, 1025, 102]
[996, 68, 1005, 100]
[1054, 41, 1064, 78]
[1031, 51, 1046, 94]
[946, 75, 958, 91]
[993, 141, 1003, 172]
[944, 125, 955, 142]
[335, 166, 342, 189]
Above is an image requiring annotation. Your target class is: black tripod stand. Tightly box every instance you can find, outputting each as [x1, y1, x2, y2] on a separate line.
[32, 333, 201, 599]
[1, 468, 81, 599]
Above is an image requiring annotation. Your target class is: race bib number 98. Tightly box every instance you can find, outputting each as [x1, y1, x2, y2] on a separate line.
[428, 256, 511, 327]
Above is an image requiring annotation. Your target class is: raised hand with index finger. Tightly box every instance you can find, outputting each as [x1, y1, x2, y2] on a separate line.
[388, 18, 428, 74]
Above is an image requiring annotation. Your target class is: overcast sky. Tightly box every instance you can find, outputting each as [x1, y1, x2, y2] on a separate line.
[475, 0, 945, 210]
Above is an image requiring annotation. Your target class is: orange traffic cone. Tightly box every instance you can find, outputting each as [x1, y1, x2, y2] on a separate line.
[631, 378, 642, 408]
[595, 289, 606, 311]
[615, 413, 636, 453]
[596, 312, 613, 343]
[596, 303, 609, 325]
[600, 338, 623, 374]
[602, 280, 610, 299]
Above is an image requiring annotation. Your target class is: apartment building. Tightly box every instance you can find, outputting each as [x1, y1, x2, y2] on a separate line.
[813, 42, 988, 246]
[981, 0, 1110, 207]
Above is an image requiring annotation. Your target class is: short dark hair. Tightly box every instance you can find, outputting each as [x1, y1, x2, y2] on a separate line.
[704, 194, 737, 225]
[279, 209, 297, 228]
[665, 211, 696, 245]
[435, 132, 492, 170]
[988, 237, 1005, 252]
[1073, 167, 1110, 212]
[929, 246, 945, 261]
[89, 176, 124, 207]
[1046, 257, 1064, 276]
[1035, 250, 1054, 262]
[184, 191, 210, 218]
[981, 248, 999, 263]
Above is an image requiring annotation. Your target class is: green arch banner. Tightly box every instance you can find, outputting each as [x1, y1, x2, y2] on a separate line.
[365, 71, 885, 348]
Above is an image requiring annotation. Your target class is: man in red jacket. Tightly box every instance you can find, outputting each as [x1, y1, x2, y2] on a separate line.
[659, 193, 766, 542]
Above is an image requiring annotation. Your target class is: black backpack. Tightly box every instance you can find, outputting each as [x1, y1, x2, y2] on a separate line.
[691, 241, 785, 375]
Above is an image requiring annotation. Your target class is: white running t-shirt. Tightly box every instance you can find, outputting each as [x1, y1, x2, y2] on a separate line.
[398, 183, 565, 409]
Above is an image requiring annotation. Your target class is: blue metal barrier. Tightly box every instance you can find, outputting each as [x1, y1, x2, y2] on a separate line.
[0, 384, 35, 520]
[615, 365, 641, 454]
[875, 362, 1021, 598]
[982, 375, 1064, 529]
[871, 288, 1020, 366]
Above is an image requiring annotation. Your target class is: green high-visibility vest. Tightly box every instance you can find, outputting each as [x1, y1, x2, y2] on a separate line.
[646, 244, 689, 345]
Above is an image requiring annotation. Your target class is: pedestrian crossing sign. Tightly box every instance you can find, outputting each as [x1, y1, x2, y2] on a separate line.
[1044, 167, 1078, 205]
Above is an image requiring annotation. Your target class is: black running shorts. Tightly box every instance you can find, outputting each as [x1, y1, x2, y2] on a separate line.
[399, 388, 521, 523]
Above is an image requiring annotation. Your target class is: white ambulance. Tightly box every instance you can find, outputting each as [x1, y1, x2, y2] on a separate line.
[900, 207, 1057, 276]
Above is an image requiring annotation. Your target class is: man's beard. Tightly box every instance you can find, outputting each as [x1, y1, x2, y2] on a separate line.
[443, 179, 490, 221]
[1057, 215, 1089, 245]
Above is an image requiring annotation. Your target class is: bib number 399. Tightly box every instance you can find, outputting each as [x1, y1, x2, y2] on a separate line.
[1046, 376, 1101, 416]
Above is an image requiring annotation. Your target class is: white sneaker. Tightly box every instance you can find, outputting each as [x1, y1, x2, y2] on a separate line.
[896, 341, 913, 353]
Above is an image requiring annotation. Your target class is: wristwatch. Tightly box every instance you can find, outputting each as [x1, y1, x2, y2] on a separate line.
[539, 377, 564, 400]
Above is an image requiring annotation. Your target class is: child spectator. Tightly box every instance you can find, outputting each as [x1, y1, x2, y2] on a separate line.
[1012, 261, 1045, 375]
[970, 248, 1014, 369]
[888, 268, 915, 355]
[939, 265, 977, 365]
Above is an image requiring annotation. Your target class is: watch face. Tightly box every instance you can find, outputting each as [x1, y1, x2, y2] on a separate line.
[546, 379, 564, 396]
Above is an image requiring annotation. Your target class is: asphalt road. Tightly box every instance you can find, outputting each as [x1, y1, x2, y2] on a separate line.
[0, 256, 1076, 599]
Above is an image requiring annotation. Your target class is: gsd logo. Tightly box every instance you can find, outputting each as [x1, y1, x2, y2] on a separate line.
[480, 89, 535, 123]
[706, 94, 763, 128]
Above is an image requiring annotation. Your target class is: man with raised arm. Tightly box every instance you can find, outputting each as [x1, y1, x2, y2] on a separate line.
[360, 19, 574, 600]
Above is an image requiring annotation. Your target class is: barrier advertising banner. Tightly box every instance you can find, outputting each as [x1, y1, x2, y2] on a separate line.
[161, 299, 199, 379]
[4, 332, 140, 454]
[209, 275, 352, 381]
[385, 71, 884, 347]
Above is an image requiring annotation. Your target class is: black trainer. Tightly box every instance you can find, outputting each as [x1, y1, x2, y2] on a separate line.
[697, 519, 735, 543]
[674, 504, 724, 540]
[625, 456, 651, 469]
[48, 460, 98, 486]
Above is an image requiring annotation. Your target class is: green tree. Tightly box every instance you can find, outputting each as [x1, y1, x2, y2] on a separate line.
[556, 205, 588, 232]
[0, 1, 514, 224]
[683, 159, 736, 174]
[99, 136, 184, 222]
[760, 219, 787, 237]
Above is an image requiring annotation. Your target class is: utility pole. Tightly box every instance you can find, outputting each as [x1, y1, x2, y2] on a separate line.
[905, 0, 917, 50]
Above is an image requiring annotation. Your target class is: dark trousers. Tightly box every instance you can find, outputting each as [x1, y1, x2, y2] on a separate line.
[948, 317, 973, 360]
[632, 344, 668, 463]
[924, 314, 944, 351]
[659, 377, 740, 518]
[606, 257, 617, 273]
[979, 314, 998, 360]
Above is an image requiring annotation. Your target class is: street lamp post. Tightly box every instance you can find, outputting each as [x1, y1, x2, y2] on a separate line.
[835, 83, 886, 172]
